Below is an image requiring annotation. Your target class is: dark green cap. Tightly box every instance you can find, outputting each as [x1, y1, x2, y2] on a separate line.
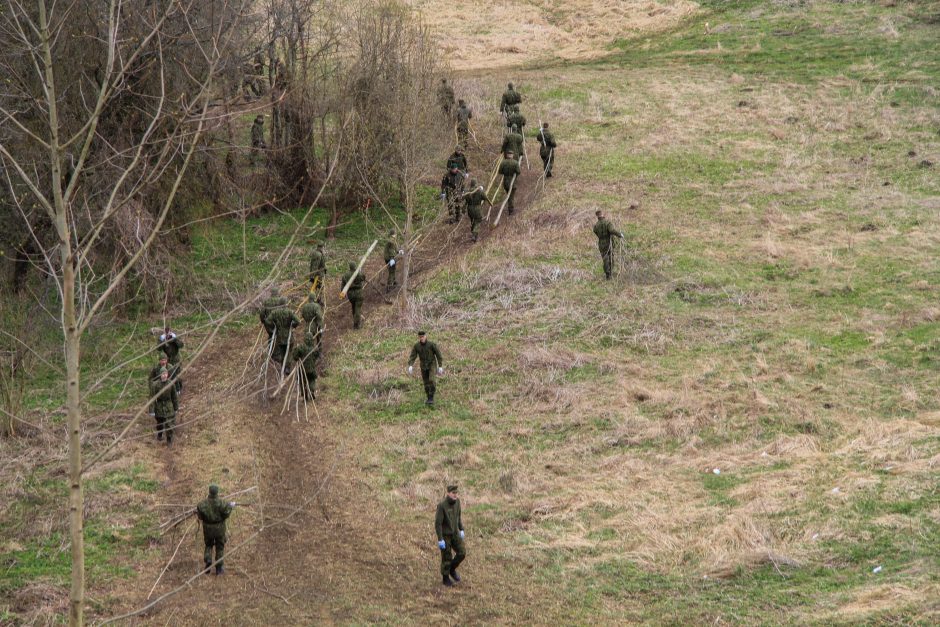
[209, 484, 219, 496]
[447, 484, 458, 493]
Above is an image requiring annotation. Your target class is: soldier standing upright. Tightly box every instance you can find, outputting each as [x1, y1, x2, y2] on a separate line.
[593, 210, 624, 280]
[447, 145, 468, 173]
[157, 326, 184, 394]
[300, 298, 323, 351]
[462, 179, 492, 242]
[506, 104, 526, 136]
[341, 262, 366, 330]
[498, 151, 522, 215]
[437, 78, 456, 116]
[408, 330, 444, 406]
[440, 165, 466, 224]
[383, 231, 402, 292]
[435, 484, 466, 587]
[455, 99, 472, 143]
[149, 368, 178, 445]
[536, 122, 557, 178]
[308, 241, 327, 305]
[196, 485, 234, 575]
[260, 286, 287, 343]
[500, 82, 522, 115]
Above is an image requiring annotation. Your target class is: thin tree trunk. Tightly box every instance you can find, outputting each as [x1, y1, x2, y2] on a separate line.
[64, 258, 84, 627]
[400, 183, 414, 301]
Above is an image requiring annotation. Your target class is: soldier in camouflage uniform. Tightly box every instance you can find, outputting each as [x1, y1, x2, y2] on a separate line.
[498, 151, 522, 214]
[290, 332, 319, 400]
[308, 241, 327, 305]
[437, 78, 455, 116]
[593, 210, 624, 280]
[435, 484, 466, 587]
[536, 122, 557, 178]
[264, 300, 301, 366]
[500, 82, 521, 115]
[341, 262, 366, 330]
[447, 145, 468, 173]
[149, 368, 179, 445]
[157, 326, 184, 395]
[196, 485, 234, 575]
[408, 330, 444, 406]
[299, 298, 323, 353]
[383, 231, 402, 292]
[500, 126, 524, 163]
[149, 354, 169, 383]
[440, 166, 466, 224]
[506, 104, 526, 136]
[455, 99, 472, 143]
[260, 286, 287, 342]
[462, 179, 492, 242]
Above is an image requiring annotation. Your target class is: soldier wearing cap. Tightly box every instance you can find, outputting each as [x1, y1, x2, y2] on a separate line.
[308, 241, 327, 305]
[383, 230, 402, 292]
[455, 99, 473, 142]
[435, 484, 466, 586]
[462, 179, 492, 242]
[498, 151, 522, 215]
[407, 331, 444, 405]
[196, 485, 234, 575]
[149, 367, 178, 445]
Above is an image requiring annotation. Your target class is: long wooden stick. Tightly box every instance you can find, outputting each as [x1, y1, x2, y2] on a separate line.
[492, 174, 517, 227]
[485, 155, 502, 198]
[340, 239, 378, 297]
[148, 519, 194, 600]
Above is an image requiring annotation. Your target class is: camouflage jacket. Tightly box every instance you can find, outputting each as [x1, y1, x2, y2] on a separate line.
[435, 497, 463, 540]
[507, 112, 526, 132]
[197, 496, 232, 533]
[593, 218, 623, 251]
[500, 89, 521, 112]
[500, 133, 524, 159]
[300, 301, 323, 335]
[265, 306, 301, 346]
[464, 187, 488, 210]
[149, 379, 179, 418]
[456, 105, 472, 127]
[383, 240, 398, 263]
[536, 128, 557, 149]
[291, 340, 319, 374]
[309, 248, 326, 281]
[446, 152, 468, 172]
[260, 295, 287, 333]
[342, 268, 366, 298]
[499, 158, 521, 185]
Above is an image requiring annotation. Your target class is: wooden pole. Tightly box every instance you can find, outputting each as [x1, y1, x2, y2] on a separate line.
[492, 174, 517, 227]
[340, 239, 378, 297]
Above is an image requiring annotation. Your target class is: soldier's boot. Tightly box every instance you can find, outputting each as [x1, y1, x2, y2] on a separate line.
[203, 560, 212, 574]
[449, 569, 461, 582]
[215, 564, 224, 576]
[156, 425, 164, 441]
[165, 430, 173, 446]
[442, 574, 453, 587]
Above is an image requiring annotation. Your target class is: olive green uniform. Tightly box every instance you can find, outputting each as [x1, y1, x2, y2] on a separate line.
[536, 128, 557, 177]
[593, 217, 624, 279]
[383, 240, 399, 290]
[447, 151, 468, 172]
[464, 187, 489, 242]
[290, 334, 319, 400]
[300, 300, 323, 351]
[260, 295, 287, 339]
[456, 104, 472, 141]
[149, 378, 179, 444]
[500, 87, 521, 114]
[435, 496, 466, 578]
[197, 494, 233, 573]
[500, 132, 524, 162]
[408, 340, 443, 402]
[157, 332, 184, 394]
[438, 81, 455, 115]
[341, 265, 366, 329]
[308, 246, 326, 304]
[498, 157, 521, 213]
[507, 110, 526, 135]
[441, 170, 465, 223]
[265, 306, 301, 365]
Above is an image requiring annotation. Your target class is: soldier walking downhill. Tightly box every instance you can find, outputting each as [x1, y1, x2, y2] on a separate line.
[408, 330, 444, 406]
[196, 485, 234, 575]
[157, 326, 183, 394]
[149, 368, 178, 445]
[264, 299, 301, 367]
[341, 262, 366, 330]
[383, 231, 402, 292]
[593, 210, 624, 280]
[308, 240, 327, 305]
[435, 484, 466, 587]
[455, 99, 473, 143]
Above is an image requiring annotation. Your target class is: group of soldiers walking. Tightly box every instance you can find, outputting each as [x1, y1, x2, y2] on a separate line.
[145, 79, 628, 585]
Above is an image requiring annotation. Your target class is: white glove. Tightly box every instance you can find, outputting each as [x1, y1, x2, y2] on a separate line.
[408, 366, 414, 374]
[440, 192, 446, 200]
[459, 530, 465, 539]
[398, 249, 404, 256]
[229, 502, 236, 508]
[389, 259, 396, 267]
[437, 367, 444, 376]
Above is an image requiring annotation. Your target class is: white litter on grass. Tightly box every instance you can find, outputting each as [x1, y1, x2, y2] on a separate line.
[812, 533, 819, 541]
[872, 566, 883, 574]
[884, 466, 894, 471]
[831, 487, 840, 494]
[761, 451, 769, 457]
[713, 468, 721, 475]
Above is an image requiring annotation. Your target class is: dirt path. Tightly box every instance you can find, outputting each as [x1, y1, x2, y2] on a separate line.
[107, 124, 548, 624]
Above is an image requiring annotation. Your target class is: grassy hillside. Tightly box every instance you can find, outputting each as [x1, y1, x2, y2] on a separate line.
[2, 0, 938, 623]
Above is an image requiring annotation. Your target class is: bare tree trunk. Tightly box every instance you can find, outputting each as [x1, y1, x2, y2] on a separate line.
[400, 184, 414, 301]
[64, 257, 84, 627]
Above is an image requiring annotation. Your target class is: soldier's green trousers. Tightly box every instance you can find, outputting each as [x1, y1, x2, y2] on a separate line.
[440, 534, 466, 577]
[155, 413, 176, 444]
[599, 244, 613, 279]
[421, 368, 437, 401]
[386, 263, 396, 290]
[272, 343, 289, 366]
[349, 294, 363, 329]
[502, 182, 516, 212]
[203, 524, 226, 569]
[468, 207, 482, 241]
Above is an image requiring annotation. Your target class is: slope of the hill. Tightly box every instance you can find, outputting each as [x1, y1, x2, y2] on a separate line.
[412, 0, 697, 69]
